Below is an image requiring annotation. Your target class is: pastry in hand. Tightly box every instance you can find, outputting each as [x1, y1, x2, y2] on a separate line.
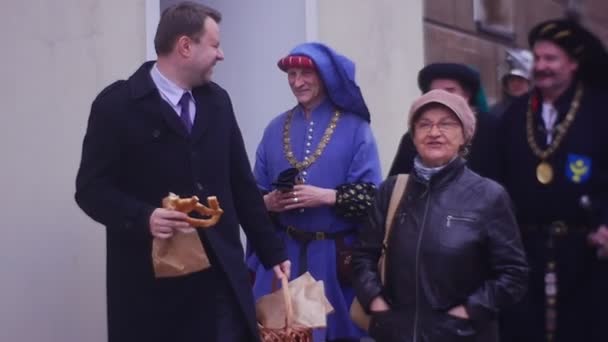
[162, 192, 224, 228]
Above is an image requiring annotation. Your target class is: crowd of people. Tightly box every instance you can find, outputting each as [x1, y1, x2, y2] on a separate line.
[75, 2, 608, 341]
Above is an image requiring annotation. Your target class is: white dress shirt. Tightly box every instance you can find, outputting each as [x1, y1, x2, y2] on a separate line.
[149, 63, 196, 124]
[541, 102, 558, 145]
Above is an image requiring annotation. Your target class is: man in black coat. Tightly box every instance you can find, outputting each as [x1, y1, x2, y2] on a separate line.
[388, 63, 499, 179]
[496, 18, 608, 342]
[75, 3, 290, 342]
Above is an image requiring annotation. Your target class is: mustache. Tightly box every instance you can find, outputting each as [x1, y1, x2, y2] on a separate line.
[534, 70, 555, 78]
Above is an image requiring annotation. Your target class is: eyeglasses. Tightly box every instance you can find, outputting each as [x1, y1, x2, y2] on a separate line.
[414, 120, 461, 133]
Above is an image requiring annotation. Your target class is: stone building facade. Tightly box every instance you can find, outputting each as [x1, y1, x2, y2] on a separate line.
[424, 0, 608, 103]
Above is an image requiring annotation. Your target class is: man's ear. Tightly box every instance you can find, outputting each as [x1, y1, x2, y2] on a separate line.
[569, 58, 579, 74]
[175, 35, 192, 58]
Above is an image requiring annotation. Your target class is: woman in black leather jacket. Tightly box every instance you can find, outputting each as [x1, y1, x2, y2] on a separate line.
[353, 90, 528, 342]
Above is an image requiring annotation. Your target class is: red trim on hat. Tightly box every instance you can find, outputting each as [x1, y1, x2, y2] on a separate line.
[277, 55, 316, 72]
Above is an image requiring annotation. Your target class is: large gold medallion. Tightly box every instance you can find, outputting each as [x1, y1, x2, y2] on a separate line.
[526, 84, 582, 186]
[536, 162, 554, 185]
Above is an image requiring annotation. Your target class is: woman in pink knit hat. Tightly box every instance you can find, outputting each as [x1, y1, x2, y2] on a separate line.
[353, 90, 528, 342]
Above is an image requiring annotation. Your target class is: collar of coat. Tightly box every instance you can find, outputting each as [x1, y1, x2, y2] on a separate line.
[411, 156, 467, 190]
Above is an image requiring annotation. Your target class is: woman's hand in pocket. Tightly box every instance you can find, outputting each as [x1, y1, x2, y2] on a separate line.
[369, 296, 391, 312]
[447, 305, 470, 320]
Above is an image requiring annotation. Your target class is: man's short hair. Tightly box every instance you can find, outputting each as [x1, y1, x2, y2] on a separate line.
[154, 1, 222, 56]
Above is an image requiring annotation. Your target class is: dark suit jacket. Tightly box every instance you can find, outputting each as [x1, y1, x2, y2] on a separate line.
[75, 61, 286, 341]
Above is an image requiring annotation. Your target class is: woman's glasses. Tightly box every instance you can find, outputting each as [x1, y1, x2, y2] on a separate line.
[415, 120, 461, 133]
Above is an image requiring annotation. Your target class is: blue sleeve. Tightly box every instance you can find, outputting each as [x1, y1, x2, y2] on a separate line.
[253, 128, 272, 193]
[346, 122, 383, 185]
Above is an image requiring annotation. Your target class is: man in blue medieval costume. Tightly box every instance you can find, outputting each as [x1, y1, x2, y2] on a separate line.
[247, 42, 382, 342]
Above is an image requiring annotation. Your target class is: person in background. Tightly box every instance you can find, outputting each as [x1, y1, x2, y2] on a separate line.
[247, 42, 382, 342]
[388, 63, 499, 179]
[496, 18, 608, 342]
[490, 48, 533, 119]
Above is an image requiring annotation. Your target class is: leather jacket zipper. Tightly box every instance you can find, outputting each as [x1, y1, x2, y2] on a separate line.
[413, 189, 432, 341]
[446, 215, 476, 227]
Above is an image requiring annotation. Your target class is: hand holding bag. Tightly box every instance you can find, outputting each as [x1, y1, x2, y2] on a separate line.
[151, 193, 223, 278]
[258, 276, 314, 342]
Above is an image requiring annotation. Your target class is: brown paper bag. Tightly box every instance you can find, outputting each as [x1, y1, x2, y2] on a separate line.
[257, 277, 313, 342]
[289, 273, 334, 328]
[151, 193, 223, 278]
[256, 272, 334, 329]
[152, 228, 210, 278]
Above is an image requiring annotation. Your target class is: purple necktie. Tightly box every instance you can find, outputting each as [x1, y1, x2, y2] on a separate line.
[178, 92, 193, 133]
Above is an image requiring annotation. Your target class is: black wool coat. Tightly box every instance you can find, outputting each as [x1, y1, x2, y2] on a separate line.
[75, 61, 286, 341]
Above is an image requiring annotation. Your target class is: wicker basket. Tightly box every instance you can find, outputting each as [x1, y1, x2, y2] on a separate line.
[258, 277, 312, 342]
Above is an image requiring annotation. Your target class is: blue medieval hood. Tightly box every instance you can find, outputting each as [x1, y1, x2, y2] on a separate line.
[281, 42, 371, 122]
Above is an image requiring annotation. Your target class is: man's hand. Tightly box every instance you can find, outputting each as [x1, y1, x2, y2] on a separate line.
[447, 305, 470, 320]
[264, 185, 336, 212]
[369, 296, 390, 312]
[149, 208, 192, 239]
[280, 184, 336, 211]
[263, 190, 290, 213]
[588, 225, 608, 259]
[273, 260, 291, 280]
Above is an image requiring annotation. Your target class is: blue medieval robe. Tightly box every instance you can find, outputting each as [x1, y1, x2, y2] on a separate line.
[248, 98, 382, 340]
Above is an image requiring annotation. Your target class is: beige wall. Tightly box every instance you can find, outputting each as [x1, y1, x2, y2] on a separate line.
[0, 1, 146, 341]
[317, 0, 425, 175]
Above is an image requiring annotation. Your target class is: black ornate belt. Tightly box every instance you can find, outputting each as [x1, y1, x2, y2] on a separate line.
[283, 225, 352, 242]
[279, 224, 354, 276]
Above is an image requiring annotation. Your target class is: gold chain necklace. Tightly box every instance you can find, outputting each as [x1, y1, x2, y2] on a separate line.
[526, 83, 583, 184]
[282, 108, 341, 171]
